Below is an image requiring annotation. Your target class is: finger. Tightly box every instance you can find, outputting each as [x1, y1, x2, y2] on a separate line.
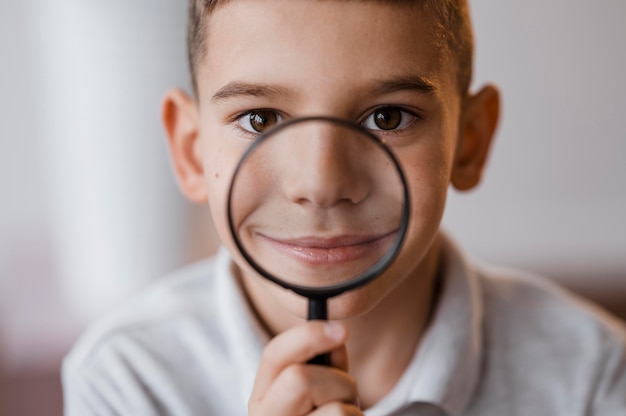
[250, 322, 348, 402]
[329, 343, 349, 372]
[309, 402, 364, 416]
[258, 363, 358, 414]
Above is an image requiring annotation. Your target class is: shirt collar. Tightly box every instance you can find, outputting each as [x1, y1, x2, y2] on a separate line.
[408, 236, 484, 414]
[214, 247, 269, 405]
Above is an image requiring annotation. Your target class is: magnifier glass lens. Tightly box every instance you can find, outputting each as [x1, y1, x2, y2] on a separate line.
[229, 118, 406, 294]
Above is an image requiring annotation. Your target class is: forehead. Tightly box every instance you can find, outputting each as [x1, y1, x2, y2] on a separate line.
[199, 0, 452, 100]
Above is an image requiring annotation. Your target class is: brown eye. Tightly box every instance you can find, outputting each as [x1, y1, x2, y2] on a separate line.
[363, 106, 418, 133]
[373, 108, 403, 130]
[240, 109, 281, 133]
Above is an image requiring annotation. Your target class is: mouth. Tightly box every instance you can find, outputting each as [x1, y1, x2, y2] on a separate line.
[257, 231, 397, 266]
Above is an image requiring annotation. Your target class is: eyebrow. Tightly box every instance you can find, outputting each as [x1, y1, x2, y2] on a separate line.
[369, 75, 436, 96]
[211, 82, 291, 103]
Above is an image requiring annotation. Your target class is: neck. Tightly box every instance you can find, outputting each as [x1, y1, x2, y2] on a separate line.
[238, 234, 444, 408]
[346, 237, 442, 407]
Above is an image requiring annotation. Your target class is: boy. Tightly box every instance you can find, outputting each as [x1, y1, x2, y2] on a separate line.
[63, 1, 626, 415]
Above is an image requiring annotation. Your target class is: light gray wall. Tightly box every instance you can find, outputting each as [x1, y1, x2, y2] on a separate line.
[0, 0, 216, 370]
[442, 1, 626, 283]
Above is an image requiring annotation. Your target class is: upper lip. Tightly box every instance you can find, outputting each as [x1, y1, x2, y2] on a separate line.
[260, 231, 397, 248]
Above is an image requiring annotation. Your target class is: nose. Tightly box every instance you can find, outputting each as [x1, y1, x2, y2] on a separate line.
[281, 124, 371, 208]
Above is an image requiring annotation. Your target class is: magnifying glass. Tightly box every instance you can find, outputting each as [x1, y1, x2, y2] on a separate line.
[227, 116, 409, 365]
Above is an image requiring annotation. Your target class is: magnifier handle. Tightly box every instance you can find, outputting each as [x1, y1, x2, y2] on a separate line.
[307, 297, 331, 366]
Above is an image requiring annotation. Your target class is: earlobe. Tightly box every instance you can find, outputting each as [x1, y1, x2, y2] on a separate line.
[162, 89, 207, 202]
[451, 84, 500, 191]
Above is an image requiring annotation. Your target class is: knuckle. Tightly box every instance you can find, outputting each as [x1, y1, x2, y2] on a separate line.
[281, 364, 312, 392]
[260, 342, 281, 366]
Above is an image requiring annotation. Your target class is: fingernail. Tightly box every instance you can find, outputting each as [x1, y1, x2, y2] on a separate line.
[324, 322, 346, 341]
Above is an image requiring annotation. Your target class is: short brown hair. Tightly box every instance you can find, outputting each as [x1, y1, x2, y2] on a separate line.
[187, 0, 473, 94]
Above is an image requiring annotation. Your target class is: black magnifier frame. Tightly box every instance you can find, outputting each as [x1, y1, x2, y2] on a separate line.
[227, 116, 410, 364]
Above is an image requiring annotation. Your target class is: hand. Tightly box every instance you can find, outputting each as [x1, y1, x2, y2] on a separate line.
[249, 321, 363, 415]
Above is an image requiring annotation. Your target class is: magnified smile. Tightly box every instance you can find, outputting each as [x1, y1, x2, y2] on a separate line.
[257, 231, 397, 265]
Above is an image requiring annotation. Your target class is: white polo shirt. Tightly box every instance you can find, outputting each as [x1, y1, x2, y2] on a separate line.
[63, 236, 626, 415]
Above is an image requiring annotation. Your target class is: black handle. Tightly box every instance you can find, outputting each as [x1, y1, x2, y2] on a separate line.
[307, 297, 331, 366]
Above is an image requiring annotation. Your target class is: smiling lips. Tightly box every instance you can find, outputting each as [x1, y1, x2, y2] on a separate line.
[258, 231, 396, 265]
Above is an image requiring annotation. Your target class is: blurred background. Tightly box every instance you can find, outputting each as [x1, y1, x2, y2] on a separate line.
[0, 1, 624, 415]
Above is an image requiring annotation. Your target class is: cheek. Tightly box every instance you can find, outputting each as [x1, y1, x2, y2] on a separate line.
[396, 104, 459, 224]
[403, 146, 453, 220]
[202, 137, 271, 252]
[392, 139, 454, 274]
[201, 139, 237, 243]
[205, 167, 229, 241]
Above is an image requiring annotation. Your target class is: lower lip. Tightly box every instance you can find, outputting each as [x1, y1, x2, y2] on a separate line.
[258, 233, 395, 266]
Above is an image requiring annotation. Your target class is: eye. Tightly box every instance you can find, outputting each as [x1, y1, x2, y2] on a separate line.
[237, 109, 282, 134]
[362, 107, 417, 131]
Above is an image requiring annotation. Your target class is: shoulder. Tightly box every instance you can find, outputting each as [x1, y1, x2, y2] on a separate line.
[472, 263, 626, 412]
[62, 248, 255, 414]
[64, 252, 225, 374]
[477, 263, 626, 346]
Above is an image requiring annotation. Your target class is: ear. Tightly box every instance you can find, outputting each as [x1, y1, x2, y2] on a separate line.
[162, 89, 207, 202]
[451, 84, 500, 191]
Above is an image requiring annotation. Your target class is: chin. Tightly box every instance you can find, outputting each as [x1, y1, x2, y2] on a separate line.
[266, 282, 380, 322]
[326, 285, 387, 321]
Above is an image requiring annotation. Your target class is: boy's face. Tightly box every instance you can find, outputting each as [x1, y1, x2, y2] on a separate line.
[166, 0, 498, 319]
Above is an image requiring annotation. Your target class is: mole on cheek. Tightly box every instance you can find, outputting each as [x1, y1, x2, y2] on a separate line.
[214, 172, 220, 179]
